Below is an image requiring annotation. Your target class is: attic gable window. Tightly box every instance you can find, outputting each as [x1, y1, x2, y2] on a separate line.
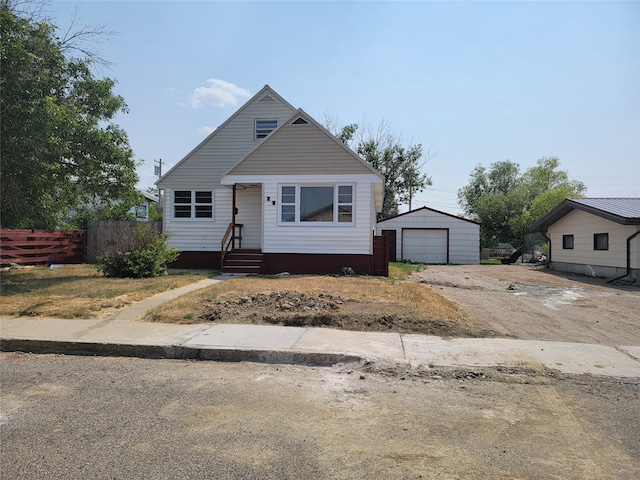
[255, 119, 277, 139]
[291, 117, 308, 125]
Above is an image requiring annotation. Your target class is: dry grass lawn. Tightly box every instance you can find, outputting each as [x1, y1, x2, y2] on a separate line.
[142, 265, 493, 337]
[1, 263, 500, 337]
[0, 264, 217, 319]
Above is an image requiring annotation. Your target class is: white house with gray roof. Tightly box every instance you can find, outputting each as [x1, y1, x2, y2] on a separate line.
[157, 85, 386, 275]
[530, 198, 640, 282]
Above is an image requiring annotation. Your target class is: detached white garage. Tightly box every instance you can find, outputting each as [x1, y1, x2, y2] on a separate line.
[376, 207, 480, 264]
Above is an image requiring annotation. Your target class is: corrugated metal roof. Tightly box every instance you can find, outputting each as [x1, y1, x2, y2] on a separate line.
[530, 197, 640, 232]
[568, 198, 640, 220]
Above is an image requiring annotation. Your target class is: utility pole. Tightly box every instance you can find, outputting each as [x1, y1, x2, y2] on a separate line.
[154, 158, 164, 217]
[154, 158, 164, 179]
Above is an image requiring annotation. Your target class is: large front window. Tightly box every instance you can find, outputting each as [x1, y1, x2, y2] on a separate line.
[280, 185, 353, 224]
[301, 187, 334, 222]
[173, 190, 213, 219]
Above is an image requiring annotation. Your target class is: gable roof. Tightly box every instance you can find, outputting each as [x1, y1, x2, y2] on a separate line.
[530, 198, 640, 232]
[139, 190, 159, 202]
[377, 206, 481, 225]
[222, 108, 385, 180]
[157, 85, 296, 186]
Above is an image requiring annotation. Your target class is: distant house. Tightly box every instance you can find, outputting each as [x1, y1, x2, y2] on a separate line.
[157, 85, 387, 275]
[62, 189, 158, 226]
[130, 190, 159, 221]
[530, 198, 640, 282]
[375, 207, 480, 264]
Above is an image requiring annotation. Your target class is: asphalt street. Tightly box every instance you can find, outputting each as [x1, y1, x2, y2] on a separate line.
[1, 352, 639, 479]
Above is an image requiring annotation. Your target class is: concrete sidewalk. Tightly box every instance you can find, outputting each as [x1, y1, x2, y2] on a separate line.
[1, 276, 639, 378]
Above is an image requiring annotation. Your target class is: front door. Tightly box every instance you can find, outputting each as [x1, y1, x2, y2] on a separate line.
[235, 186, 262, 249]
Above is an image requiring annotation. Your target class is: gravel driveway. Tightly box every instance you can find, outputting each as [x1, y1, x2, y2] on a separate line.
[412, 264, 640, 346]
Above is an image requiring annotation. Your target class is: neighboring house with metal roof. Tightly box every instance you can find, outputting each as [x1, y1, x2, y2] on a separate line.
[530, 198, 640, 282]
[157, 85, 386, 275]
[375, 207, 480, 264]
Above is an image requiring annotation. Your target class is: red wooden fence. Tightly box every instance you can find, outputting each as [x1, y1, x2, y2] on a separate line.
[0, 230, 86, 267]
[371, 235, 389, 276]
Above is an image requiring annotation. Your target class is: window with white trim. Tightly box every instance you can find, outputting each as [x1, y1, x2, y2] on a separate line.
[280, 186, 296, 223]
[134, 205, 148, 219]
[279, 185, 354, 225]
[173, 190, 213, 219]
[337, 185, 353, 222]
[255, 119, 277, 139]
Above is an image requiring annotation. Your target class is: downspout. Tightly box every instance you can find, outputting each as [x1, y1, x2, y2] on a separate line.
[607, 229, 640, 283]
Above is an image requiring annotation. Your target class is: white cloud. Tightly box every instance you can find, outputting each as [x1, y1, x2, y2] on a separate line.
[189, 79, 251, 109]
[197, 126, 216, 135]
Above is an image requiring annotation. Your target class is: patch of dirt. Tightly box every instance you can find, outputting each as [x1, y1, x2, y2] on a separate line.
[197, 289, 497, 338]
[351, 359, 561, 384]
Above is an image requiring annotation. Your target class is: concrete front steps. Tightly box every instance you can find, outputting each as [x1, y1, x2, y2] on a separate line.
[221, 249, 264, 274]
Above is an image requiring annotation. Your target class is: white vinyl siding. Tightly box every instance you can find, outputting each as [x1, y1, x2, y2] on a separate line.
[158, 96, 295, 190]
[226, 121, 381, 176]
[548, 209, 639, 269]
[221, 174, 379, 255]
[163, 188, 230, 252]
[158, 88, 295, 250]
[158, 89, 383, 256]
[376, 208, 480, 264]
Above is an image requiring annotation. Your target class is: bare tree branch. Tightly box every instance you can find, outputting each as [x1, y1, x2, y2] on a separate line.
[58, 6, 116, 68]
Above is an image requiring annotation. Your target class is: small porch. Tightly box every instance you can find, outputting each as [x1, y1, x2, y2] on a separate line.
[220, 183, 265, 274]
[218, 182, 389, 276]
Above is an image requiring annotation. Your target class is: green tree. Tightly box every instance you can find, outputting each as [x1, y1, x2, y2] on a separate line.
[144, 186, 163, 221]
[458, 157, 585, 248]
[336, 122, 432, 219]
[0, 4, 139, 229]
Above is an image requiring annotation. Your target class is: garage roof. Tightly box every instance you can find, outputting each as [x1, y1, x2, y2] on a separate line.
[530, 198, 640, 233]
[377, 206, 480, 225]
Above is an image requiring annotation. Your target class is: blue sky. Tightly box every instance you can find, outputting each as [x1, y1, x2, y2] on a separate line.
[50, 0, 639, 215]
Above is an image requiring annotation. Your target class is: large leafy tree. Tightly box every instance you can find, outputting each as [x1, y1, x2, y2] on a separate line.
[1, 3, 139, 229]
[335, 122, 431, 219]
[458, 157, 586, 248]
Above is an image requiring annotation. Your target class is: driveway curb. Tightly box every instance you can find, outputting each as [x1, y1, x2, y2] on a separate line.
[0, 338, 363, 366]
